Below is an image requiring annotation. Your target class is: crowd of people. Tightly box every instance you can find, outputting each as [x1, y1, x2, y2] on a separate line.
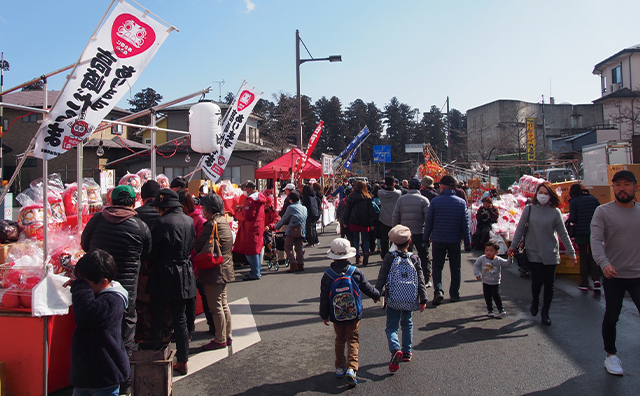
[64, 170, 640, 394]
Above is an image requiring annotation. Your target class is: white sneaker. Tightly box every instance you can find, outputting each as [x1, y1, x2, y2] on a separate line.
[604, 355, 624, 376]
[345, 368, 357, 386]
[335, 367, 346, 378]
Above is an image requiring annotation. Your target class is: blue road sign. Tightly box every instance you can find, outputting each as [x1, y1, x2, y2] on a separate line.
[374, 145, 391, 163]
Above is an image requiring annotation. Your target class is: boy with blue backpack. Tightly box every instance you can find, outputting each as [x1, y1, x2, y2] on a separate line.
[320, 238, 380, 387]
[376, 225, 428, 373]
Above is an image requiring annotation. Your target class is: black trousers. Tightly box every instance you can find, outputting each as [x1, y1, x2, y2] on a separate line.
[529, 262, 556, 310]
[482, 283, 503, 311]
[151, 297, 189, 362]
[186, 281, 214, 331]
[410, 233, 431, 282]
[379, 223, 393, 259]
[306, 216, 318, 244]
[602, 277, 640, 354]
[577, 243, 601, 285]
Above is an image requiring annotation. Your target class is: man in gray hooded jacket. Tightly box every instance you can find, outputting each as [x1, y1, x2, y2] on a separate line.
[392, 177, 431, 286]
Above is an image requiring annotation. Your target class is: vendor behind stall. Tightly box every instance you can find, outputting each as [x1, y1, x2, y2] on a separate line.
[472, 197, 499, 250]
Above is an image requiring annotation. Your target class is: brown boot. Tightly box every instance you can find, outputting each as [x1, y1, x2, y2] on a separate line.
[297, 263, 304, 272]
[362, 253, 369, 266]
[286, 262, 299, 273]
[355, 255, 361, 265]
[173, 361, 188, 376]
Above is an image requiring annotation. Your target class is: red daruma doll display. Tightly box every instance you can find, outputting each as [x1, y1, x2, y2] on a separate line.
[63, 183, 90, 229]
[84, 178, 103, 214]
[119, 173, 142, 206]
[48, 195, 67, 229]
[18, 204, 50, 239]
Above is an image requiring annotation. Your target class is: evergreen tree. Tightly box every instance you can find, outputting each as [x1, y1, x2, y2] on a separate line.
[314, 96, 346, 156]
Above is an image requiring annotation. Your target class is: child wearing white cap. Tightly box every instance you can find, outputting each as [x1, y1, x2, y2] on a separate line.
[319, 238, 380, 387]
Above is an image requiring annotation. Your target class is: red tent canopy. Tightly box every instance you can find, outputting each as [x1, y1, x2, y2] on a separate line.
[255, 148, 322, 179]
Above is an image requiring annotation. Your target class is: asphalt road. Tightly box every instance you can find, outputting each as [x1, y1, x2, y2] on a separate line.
[171, 224, 640, 396]
[49, 222, 640, 395]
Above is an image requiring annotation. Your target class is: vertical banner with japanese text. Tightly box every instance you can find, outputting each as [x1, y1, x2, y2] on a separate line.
[34, 1, 173, 160]
[526, 118, 535, 161]
[201, 83, 263, 182]
[294, 121, 323, 174]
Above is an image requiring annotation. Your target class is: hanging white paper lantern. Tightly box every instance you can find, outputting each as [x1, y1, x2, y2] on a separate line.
[189, 100, 222, 154]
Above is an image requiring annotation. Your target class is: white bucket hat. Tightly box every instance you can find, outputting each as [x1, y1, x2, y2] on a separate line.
[327, 238, 357, 260]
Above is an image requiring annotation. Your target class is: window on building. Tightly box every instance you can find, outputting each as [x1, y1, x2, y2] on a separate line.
[247, 126, 259, 143]
[221, 166, 241, 185]
[21, 113, 38, 123]
[144, 138, 152, 145]
[612, 66, 622, 84]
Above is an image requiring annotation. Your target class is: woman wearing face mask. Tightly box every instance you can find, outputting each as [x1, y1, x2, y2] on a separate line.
[508, 182, 577, 326]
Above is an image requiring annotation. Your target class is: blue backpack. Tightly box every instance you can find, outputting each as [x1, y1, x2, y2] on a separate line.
[326, 266, 362, 322]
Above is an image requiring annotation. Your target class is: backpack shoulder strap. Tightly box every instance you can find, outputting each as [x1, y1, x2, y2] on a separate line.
[345, 265, 356, 277]
[325, 268, 339, 280]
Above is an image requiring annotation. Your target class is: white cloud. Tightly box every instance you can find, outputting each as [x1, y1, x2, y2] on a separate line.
[243, 0, 256, 13]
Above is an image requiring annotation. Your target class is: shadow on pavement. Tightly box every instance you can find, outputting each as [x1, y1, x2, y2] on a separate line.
[230, 361, 390, 396]
[413, 317, 535, 351]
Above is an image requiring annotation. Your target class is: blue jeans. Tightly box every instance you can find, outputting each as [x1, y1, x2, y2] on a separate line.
[351, 231, 370, 256]
[431, 242, 462, 298]
[385, 307, 413, 353]
[72, 385, 119, 396]
[245, 254, 262, 279]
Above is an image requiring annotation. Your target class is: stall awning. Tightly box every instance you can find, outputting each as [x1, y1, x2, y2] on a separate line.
[254, 147, 322, 179]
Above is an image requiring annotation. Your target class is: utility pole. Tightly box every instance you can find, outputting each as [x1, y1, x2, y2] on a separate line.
[212, 80, 225, 102]
[0, 52, 7, 184]
[541, 94, 546, 151]
[446, 96, 450, 163]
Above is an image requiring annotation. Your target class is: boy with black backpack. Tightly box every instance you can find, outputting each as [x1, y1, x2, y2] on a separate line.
[320, 238, 380, 387]
[376, 225, 428, 373]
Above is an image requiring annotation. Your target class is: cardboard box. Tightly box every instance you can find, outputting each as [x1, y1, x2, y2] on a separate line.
[557, 254, 580, 275]
[584, 185, 613, 205]
[0, 244, 12, 265]
[552, 181, 576, 213]
[607, 164, 640, 184]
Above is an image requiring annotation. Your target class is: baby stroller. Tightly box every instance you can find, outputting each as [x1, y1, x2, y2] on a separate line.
[265, 231, 289, 271]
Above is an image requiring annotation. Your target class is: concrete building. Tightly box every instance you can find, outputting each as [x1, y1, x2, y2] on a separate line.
[592, 44, 640, 139]
[466, 99, 604, 161]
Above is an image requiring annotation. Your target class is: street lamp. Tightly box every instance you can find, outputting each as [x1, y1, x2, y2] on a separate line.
[296, 29, 341, 149]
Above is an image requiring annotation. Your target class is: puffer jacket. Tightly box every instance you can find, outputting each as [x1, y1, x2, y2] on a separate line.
[81, 206, 152, 308]
[568, 192, 600, 236]
[195, 215, 235, 285]
[135, 201, 159, 228]
[343, 192, 375, 227]
[319, 259, 380, 323]
[145, 207, 196, 300]
[275, 201, 308, 237]
[378, 187, 401, 227]
[423, 189, 471, 245]
[392, 190, 430, 235]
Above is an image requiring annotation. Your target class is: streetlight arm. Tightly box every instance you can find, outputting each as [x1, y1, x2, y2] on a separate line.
[298, 55, 342, 65]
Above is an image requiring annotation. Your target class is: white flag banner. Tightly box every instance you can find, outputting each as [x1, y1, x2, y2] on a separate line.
[34, 1, 173, 160]
[201, 83, 263, 182]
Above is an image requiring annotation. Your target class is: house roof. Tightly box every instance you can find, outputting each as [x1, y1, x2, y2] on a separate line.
[551, 130, 594, 143]
[2, 90, 130, 114]
[592, 87, 640, 104]
[162, 101, 265, 121]
[593, 44, 640, 74]
[84, 136, 148, 150]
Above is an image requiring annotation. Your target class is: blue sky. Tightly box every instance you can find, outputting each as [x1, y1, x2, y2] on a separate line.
[2, 0, 640, 116]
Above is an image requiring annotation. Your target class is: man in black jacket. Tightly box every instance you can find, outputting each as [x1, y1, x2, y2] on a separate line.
[81, 185, 152, 394]
[136, 180, 161, 228]
[146, 188, 197, 375]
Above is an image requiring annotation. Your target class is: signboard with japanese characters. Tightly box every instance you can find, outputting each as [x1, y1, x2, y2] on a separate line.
[322, 155, 333, 175]
[34, 1, 173, 160]
[526, 118, 535, 161]
[201, 83, 263, 182]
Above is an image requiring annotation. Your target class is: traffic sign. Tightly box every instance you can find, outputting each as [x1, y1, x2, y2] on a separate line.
[374, 145, 391, 163]
[405, 143, 424, 153]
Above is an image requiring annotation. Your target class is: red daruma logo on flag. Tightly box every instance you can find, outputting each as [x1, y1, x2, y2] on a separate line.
[237, 91, 255, 111]
[111, 14, 156, 58]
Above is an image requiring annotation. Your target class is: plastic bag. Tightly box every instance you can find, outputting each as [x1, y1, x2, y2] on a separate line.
[137, 168, 152, 184]
[31, 266, 72, 317]
[156, 174, 170, 189]
[0, 220, 20, 243]
[84, 177, 103, 214]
